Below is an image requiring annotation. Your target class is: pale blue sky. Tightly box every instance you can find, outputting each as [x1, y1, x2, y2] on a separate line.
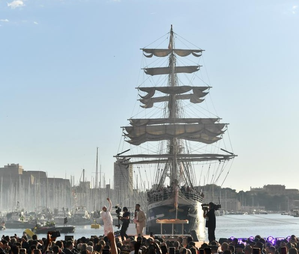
[1, 0, 298, 192]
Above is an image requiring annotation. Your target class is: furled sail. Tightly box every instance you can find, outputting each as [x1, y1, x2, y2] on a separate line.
[138, 86, 209, 107]
[129, 118, 221, 126]
[116, 153, 234, 164]
[138, 86, 209, 98]
[144, 66, 200, 76]
[124, 122, 226, 145]
[142, 48, 203, 58]
[140, 95, 205, 108]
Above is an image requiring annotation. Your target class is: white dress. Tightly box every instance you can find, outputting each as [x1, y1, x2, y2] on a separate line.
[101, 199, 114, 236]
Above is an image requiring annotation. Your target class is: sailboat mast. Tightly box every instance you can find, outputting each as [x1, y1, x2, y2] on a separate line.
[95, 147, 98, 189]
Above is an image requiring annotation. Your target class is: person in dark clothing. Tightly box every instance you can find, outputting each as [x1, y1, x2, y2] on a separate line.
[204, 202, 216, 243]
[120, 207, 130, 241]
[64, 241, 77, 254]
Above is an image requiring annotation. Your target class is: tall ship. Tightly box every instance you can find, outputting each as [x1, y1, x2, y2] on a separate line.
[115, 26, 236, 240]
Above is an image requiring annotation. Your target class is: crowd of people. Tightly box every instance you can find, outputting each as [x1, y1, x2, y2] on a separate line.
[0, 230, 299, 254]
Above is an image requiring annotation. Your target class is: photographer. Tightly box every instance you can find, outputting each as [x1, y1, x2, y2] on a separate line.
[203, 202, 216, 243]
[119, 207, 130, 241]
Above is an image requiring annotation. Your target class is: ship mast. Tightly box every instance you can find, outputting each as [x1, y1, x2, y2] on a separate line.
[168, 25, 179, 184]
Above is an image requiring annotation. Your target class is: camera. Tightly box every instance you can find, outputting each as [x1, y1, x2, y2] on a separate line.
[201, 202, 221, 211]
[201, 204, 209, 211]
[114, 206, 122, 229]
[115, 206, 121, 216]
[48, 231, 61, 238]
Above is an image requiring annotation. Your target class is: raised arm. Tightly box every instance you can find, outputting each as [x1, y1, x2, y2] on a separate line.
[107, 197, 112, 212]
[107, 232, 117, 254]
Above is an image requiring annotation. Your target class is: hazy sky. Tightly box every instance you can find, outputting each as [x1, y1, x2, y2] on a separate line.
[1, 0, 298, 192]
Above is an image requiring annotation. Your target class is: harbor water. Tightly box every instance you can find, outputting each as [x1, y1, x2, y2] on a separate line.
[1, 214, 298, 241]
[216, 213, 299, 239]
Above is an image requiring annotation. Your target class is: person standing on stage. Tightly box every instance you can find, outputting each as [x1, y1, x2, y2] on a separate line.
[204, 202, 216, 243]
[101, 197, 114, 236]
[120, 207, 130, 241]
[135, 203, 146, 236]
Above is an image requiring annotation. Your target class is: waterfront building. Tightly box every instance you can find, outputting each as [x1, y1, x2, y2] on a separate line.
[0, 163, 71, 211]
[113, 159, 133, 207]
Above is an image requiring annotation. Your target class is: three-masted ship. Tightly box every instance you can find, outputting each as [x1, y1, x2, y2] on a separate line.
[115, 25, 236, 240]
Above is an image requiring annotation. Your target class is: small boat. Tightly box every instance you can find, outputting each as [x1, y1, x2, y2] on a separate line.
[32, 222, 75, 234]
[32, 225, 75, 234]
[4, 211, 36, 229]
[91, 223, 100, 229]
[53, 208, 71, 225]
[69, 206, 91, 226]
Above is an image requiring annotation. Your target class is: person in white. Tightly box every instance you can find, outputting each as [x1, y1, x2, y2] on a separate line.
[101, 197, 114, 236]
[134, 203, 146, 236]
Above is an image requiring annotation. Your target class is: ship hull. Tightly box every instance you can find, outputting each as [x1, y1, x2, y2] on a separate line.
[32, 225, 75, 234]
[146, 198, 205, 241]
